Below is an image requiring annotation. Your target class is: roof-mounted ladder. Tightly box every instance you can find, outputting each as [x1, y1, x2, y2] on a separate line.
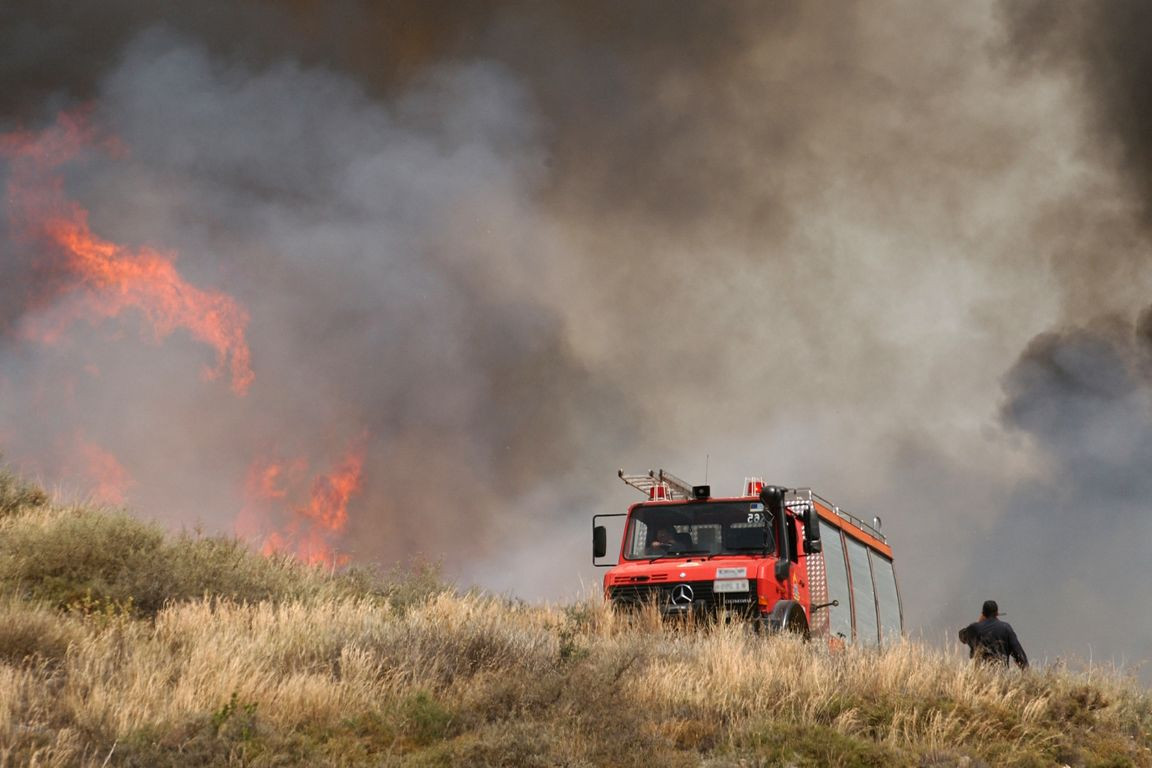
[617, 468, 694, 500]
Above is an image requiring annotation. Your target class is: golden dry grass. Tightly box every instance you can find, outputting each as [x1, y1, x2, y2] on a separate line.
[1, 469, 1150, 767]
[3, 592, 1151, 767]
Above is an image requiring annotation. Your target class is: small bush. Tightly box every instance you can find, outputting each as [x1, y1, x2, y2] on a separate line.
[0, 600, 78, 665]
[211, 690, 260, 740]
[160, 534, 327, 607]
[0, 509, 169, 611]
[411, 721, 559, 768]
[381, 560, 449, 614]
[0, 464, 48, 519]
[0, 505, 399, 616]
[401, 691, 456, 747]
[737, 721, 908, 767]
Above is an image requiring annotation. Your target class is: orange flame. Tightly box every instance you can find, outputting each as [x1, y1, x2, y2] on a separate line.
[73, 433, 134, 505]
[0, 113, 372, 567]
[238, 443, 365, 567]
[0, 111, 254, 394]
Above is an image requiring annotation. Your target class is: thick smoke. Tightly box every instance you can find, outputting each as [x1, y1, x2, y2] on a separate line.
[0, 29, 633, 572]
[3, 0, 1152, 673]
[1006, 1, 1152, 225]
[989, 317, 1152, 669]
[999, 1, 1152, 324]
[973, 0, 1152, 675]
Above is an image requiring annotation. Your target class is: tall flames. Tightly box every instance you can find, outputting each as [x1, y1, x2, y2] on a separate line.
[238, 444, 365, 567]
[1, 112, 253, 394]
[73, 432, 135, 506]
[1, 112, 363, 566]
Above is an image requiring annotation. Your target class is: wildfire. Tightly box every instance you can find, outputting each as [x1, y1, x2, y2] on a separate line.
[238, 443, 365, 567]
[0, 111, 254, 394]
[73, 433, 134, 505]
[1, 112, 367, 568]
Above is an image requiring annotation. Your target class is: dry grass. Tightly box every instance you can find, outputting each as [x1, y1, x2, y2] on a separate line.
[1, 469, 1150, 767]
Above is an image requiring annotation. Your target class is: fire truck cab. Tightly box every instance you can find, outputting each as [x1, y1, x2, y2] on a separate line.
[593, 470, 902, 645]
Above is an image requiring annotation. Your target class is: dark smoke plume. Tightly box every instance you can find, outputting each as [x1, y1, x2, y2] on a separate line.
[991, 315, 1152, 668]
[1006, 1, 1152, 225]
[1001, 1, 1152, 321]
[987, 0, 1152, 675]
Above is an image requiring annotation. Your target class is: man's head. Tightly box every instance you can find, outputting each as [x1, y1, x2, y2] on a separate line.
[655, 527, 676, 544]
[981, 600, 999, 619]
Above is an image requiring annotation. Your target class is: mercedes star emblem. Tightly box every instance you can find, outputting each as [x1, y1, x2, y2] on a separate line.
[670, 583, 694, 606]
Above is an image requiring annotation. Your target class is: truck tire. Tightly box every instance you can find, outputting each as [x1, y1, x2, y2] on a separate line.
[763, 600, 810, 640]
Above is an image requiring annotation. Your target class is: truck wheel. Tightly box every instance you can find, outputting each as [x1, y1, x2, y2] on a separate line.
[763, 600, 810, 640]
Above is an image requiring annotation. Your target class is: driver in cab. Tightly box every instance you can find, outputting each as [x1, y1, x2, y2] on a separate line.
[647, 526, 689, 555]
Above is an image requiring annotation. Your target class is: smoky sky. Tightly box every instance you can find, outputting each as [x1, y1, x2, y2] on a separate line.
[4, 1, 1152, 675]
[984, 1, 1152, 675]
[1006, 1, 1152, 224]
[987, 317, 1152, 670]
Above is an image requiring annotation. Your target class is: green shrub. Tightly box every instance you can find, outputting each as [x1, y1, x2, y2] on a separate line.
[0, 506, 395, 615]
[0, 468, 452, 618]
[408, 721, 560, 768]
[0, 464, 48, 519]
[380, 560, 449, 614]
[0, 508, 169, 611]
[401, 691, 456, 747]
[162, 534, 322, 606]
[736, 721, 909, 767]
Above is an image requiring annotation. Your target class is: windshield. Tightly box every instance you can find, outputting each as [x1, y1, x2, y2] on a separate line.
[622, 501, 775, 560]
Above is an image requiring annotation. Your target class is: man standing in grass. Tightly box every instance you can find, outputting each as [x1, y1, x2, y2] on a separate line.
[959, 600, 1028, 669]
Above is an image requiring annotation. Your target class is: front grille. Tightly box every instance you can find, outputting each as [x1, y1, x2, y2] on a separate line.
[608, 579, 758, 616]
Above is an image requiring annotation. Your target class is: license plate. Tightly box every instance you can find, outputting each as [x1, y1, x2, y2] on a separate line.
[716, 567, 746, 579]
[713, 579, 749, 593]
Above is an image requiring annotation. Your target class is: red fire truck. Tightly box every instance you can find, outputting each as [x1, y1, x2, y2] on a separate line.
[593, 469, 902, 645]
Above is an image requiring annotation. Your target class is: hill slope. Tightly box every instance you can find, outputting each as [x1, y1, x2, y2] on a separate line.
[1, 468, 1149, 767]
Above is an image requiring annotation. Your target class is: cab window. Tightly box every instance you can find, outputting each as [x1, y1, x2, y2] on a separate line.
[627, 520, 650, 558]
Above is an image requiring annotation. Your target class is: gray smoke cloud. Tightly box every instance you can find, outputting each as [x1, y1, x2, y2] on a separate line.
[3, 0, 1152, 675]
[1006, 1, 1152, 224]
[989, 317, 1152, 670]
[0, 27, 633, 569]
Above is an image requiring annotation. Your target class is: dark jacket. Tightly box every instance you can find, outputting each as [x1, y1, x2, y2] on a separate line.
[958, 618, 1028, 668]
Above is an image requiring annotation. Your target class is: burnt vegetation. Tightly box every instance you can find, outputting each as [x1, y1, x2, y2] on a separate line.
[1, 469, 1151, 767]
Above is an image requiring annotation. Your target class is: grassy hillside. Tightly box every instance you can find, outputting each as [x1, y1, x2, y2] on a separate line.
[1, 467, 1150, 767]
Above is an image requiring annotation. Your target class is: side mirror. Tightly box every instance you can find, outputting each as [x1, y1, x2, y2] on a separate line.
[803, 506, 822, 543]
[593, 526, 607, 559]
